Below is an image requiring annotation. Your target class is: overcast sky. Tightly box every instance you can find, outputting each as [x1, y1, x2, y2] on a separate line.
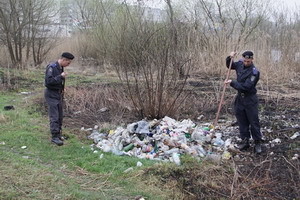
[284, 0, 300, 8]
[123, 0, 300, 11]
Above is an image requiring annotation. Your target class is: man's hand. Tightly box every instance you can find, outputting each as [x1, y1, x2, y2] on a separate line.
[229, 52, 237, 58]
[61, 72, 67, 78]
[224, 79, 232, 84]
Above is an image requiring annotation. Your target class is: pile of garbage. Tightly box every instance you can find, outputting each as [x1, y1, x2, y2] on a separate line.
[86, 116, 235, 165]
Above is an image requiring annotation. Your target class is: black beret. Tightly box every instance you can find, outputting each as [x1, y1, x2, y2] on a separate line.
[61, 52, 75, 60]
[242, 51, 254, 59]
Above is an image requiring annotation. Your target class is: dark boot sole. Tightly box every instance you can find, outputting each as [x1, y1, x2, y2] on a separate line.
[51, 141, 64, 146]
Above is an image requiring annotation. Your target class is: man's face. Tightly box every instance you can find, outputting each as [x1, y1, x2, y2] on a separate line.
[61, 58, 72, 67]
[243, 58, 253, 67]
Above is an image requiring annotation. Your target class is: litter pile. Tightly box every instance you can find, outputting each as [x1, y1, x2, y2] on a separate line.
[87, 116, 236, 165]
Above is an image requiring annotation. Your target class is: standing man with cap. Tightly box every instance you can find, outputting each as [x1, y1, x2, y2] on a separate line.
[45, 52, 74, 146]
[224, 51, 263, 154]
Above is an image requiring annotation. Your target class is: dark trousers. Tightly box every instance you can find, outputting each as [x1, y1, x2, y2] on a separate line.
[234, 95, 262, 141]
[45, 89, 63, 137]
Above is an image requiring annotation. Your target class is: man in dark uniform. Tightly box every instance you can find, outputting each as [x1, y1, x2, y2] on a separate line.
[224, 51, 263, 153]
[45, 52, 74, 146]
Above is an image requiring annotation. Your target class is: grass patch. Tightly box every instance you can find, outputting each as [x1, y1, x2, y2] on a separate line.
[0, 88, 168, 199]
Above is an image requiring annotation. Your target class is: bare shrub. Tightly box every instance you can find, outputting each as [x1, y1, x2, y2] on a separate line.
[102, 3, 192, 119]
[0, 67, 18, 91]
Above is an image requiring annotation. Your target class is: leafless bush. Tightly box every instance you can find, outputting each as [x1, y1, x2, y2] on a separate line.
[101, 3, 194, 119]
[0, 66, 17, 91]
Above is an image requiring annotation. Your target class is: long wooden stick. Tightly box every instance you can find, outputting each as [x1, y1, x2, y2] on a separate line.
[213, 57, 233, 126]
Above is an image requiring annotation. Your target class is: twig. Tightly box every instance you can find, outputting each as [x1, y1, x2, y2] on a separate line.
[282, 156, 300, 175]
[230, 160, 239, 197]
[277, 127, 300, 132]
[183, 189, 196, 196]
[202, 184, 231, 198]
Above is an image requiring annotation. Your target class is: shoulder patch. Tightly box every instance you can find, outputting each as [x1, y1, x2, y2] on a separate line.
[252, 67, 259, 75]
[49, 63, 57, 68]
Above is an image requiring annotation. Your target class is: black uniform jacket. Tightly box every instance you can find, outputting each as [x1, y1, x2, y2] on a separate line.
[45, 61, 64, 91]
[226, 57, 260, 105]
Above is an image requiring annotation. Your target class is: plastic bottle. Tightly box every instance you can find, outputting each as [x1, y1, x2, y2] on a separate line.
[123, 143, 134, 152]
[112, 148, 124, 156]
[290, 132, 300, 139]
[136, 161, 143, 167]
[203, 127, 210, 131]
[172, 152, 181, 165]
[165, 148, 179, 155]
[213, 137, 225, 147]
[196, 145, 207, 157]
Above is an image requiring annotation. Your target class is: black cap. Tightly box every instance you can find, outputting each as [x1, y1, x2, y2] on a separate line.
[61, 52, 75, 60]
[242, 51, 254, 59]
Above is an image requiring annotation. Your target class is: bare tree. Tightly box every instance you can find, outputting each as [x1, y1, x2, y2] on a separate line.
[0, 0, 56, 67]
[70, 0, 118, 62]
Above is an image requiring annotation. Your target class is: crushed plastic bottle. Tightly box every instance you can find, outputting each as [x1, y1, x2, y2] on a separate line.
[290, 132, 300, 140]
[164, 148, 179, 155]
[271, 138, 281, 144]
[191, 127, 209, 142]
[222, 151, 231, 160]
[137, 161, 143, 167]
[213, 137, 225, 147]
[172, 152, 181, 165]
[124, 167, 134, 173]
[292, 154, 299, 160]
[212, 132, 225, 147]
[195, 145, 207, 157]
[142, 144, 153, 153]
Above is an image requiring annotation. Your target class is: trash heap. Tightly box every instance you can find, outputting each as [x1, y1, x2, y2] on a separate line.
[87, 116, 235, 165]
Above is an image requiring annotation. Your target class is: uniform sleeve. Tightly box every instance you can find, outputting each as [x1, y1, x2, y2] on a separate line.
[230, 69, 260, 92]
[226, 56, 237, 70]
[45, 65, 63, 87]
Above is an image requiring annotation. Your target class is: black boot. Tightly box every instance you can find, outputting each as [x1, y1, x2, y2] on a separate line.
[238, 138, 250, 151]
[254, 140, 262, 154]
[51, 134, 64, 146]
[58, 130, 65, 141]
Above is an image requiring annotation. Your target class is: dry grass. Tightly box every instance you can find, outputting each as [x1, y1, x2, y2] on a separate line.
[63, 84, 136, 127]
[140, 156, 299, 200]
[0, 114, 7, 123]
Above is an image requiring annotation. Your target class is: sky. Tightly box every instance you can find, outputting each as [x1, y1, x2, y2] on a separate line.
[284, 0, 300, 8]
[123, 0, 300, 11]
[276, 0, 300, 11]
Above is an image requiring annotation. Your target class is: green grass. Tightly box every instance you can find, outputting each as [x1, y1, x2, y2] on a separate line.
[0, 72, 167, 199]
